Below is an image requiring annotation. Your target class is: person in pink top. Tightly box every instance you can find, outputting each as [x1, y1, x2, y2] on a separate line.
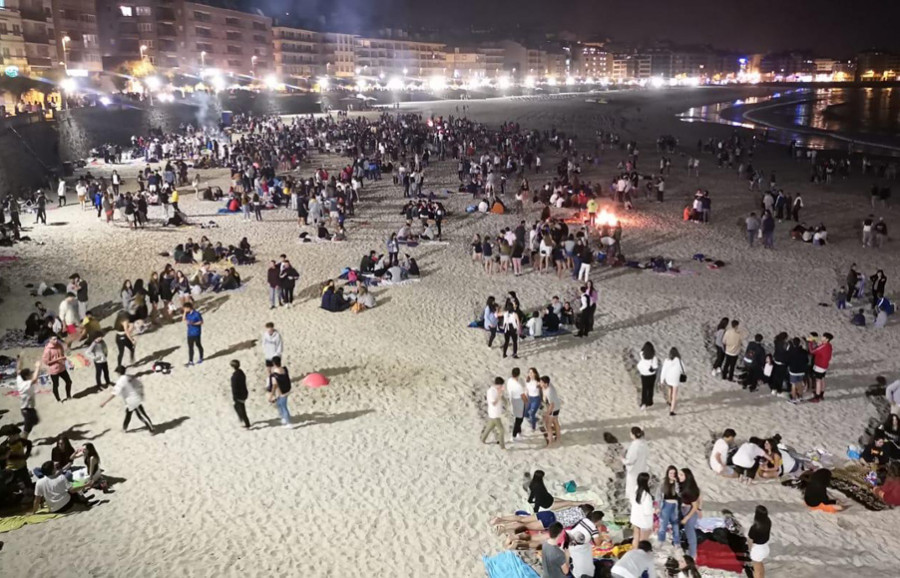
[41, 336, 73, 402]
[807, 332, 833, 403]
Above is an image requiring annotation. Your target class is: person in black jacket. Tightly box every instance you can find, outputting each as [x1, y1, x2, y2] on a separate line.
[786, 337, 809, 403]
[871, 269, 887, 309]
[267, 260, 280, 309]
[230, 360, 250, 429]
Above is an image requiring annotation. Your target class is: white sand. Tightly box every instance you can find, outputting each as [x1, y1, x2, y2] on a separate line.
[0, 87, 898, 577]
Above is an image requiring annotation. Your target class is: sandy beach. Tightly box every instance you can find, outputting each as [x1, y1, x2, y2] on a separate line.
[0, 86, 898, 577]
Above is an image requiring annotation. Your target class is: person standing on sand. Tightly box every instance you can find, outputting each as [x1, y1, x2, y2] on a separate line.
[722, 320, 747, 382]
[745, 212, 760, 247]
[262, 322, 284, 375]
[182, 302, 204, 366]
[747, 504, 772, 578]
[2, 357, 42, 437]
[480, 377, 506, 450]
[268, 356, 292, 427]
[42, 336, 73, 402]
[501, 303, 520, 359]
[540, 376, 562, 446]
[100, 366, 154, 433]
[636, 342, 658, 410]
[507, 367, 527, 442]
[807, 332, 833, 403]
[35, 189, 47, 224]
[57, 178, 67, 207]
[279, 259, 300, 307]
[660, 347, 685, 416]
[622, 427, 649, 503]
[267, 260, 281, 309]
[230, 360, 250, 429]
[69, 274, 88, 320]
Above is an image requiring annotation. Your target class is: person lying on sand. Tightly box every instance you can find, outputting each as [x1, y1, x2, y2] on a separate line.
[490, 503, 596, 535]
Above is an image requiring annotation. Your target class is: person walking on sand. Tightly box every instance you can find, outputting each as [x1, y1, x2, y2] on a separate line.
[86, 336, 112, 389]
[57, 178, 67, 207]
[501, 303, 520, 359]
[35, 189, 47, 224]
[745, 212, 760, 247]
[182, 302, 204, 366]
[2, 356, 42, 437]
[507, 367, 527, 442]
[480, 377, 506, 450]
[261, 322, 284, 375]
[268, 356, 292, 427]
[660, 347, 685, 416]
[230, 360, 250, 429]
[622, 427, 649, 503]
[100, 366, 154, 433]
[42, 336, 73, 402]
[540, 376, 562, 446]
[636, 342, 658, 410]
[747, 505, 772, 578]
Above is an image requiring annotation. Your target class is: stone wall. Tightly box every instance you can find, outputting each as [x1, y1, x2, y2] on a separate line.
[0, 115, 61, 196]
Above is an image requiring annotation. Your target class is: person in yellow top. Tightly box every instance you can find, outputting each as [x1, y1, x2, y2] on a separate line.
[586, 198, 599, 224]
[170, 188, 180, 213]
[721, 319, 748, 382]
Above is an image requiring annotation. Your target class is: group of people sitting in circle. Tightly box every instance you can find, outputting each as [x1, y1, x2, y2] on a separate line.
[357, 250, 420, 283]
[0, 428, 106, 513]
[171, 236, 255, 266]
[790, 222, 828, 245]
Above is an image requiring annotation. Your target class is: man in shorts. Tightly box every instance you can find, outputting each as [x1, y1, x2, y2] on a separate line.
[808, 332, 833, 402]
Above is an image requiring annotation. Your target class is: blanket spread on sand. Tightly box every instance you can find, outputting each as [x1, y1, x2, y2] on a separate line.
[483, 551, 539, 578]
[0, 513, 63, 534]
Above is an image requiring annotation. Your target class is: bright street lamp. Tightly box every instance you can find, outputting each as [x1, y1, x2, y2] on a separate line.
[201, 51, 206, 68]
[61, 36, 71, 70]
[140, 44, 148, 61]
[251, 55, 258, 78]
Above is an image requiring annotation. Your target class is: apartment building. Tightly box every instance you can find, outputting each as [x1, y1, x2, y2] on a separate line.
[0, 7, 29, 72]
[273, 26, 319, 84]
[572, 43, 612, 78]
[52, 0, 102, 72]
[445, 48, 485, 80]
[320, 32, 354, 77]
[95, 0, 165, 70]
[3, 0, 57, 73]
[176, 1, 271, 77]
[355, 36, 444, 78]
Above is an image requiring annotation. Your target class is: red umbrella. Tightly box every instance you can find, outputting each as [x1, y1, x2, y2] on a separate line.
[302, 373, 330, 388]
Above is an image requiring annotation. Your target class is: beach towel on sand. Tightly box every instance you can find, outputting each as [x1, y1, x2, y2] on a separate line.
[0, 512, 63, 534]
[695, 540, 747, 574]
[483, 551, 539, 578]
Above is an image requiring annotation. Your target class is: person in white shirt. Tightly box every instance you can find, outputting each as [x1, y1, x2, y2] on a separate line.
[709, 429, 738, 478]
[480, 377, 506, 450]
[611, 541, 656, 578]
[526, 312, 543, 338]
[100, 366, 155, 433]
[261, 322, 284, 375]
[732, 438, 769, 484]
[506, 368, 527, 442]
[57, 178, 67, 207]
[883, 376, 900, 415]
[2, 357, 42, 437]
[501, 305, 520, 359]
[622, 426, 649, 501]
[33, 461, 90, 514]
[629, 472, 655, 547]
[636, 342, 659, 410]
[567, 511, 607, 578]
[659, 347, 685, 416]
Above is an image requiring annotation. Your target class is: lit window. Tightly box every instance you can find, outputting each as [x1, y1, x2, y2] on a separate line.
[136, 6, 151, 16]
[119, 6, 133, 17]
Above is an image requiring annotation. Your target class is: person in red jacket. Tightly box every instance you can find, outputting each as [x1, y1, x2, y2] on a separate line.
[807, 332, 833, 403]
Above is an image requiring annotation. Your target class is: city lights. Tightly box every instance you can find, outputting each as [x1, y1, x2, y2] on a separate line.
[428, 75, 447, 91]
[524, 76, 536, 88]
[318, 77, 330, 90]
[145, 76, 161, 91]
[498, 76, 511, 90]
[386, 77, 404, 91]
[264, 74, 279, 90]
[60, 78, 77, 92]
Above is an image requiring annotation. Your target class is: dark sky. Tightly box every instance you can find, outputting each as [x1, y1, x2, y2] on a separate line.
[250, 0, 899, 56]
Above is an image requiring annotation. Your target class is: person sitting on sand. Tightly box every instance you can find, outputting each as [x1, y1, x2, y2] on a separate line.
[873, 462, 900, 506]
[526, 470, 583, 513]
[709, 428, 739, 478]
[851, 309, 866, 327]
[543, 307, 561, 333]
[219, 267, 241, 291]
[791, 222, 808, 241]
[560, 302, 575, 326]
[803, 469, 847, 512]
[360, 251, 378, 273]
[813, 225, 828, 246]
[860, 434, 890, 468]
[351, 285, 376, 314]
[321, 280, 350, 312]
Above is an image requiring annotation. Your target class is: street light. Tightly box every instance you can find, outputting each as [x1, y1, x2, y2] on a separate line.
[201, 51, 206, 68]
[140, 45, 148, 61]
[251, 55, 258, 78]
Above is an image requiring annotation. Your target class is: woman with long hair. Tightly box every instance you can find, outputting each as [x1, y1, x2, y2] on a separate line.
[678, 468, 702, 558]
[637, 342, 659, 410]
[120, 279, 134, 313]
[147, 271, 160, 321]
[711, 317, 729, 375]
[113, 310, 136, 368]
[655, 465, 681, 547]
[630, 472, 654, 548]
[526, 470, 581, 513]
[660, 347, 685, 416]
[748, 505, 772, 578]
[524, 367, 542, 432]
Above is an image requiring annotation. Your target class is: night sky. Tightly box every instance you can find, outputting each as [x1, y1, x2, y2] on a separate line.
[248, 0, 900, 56]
